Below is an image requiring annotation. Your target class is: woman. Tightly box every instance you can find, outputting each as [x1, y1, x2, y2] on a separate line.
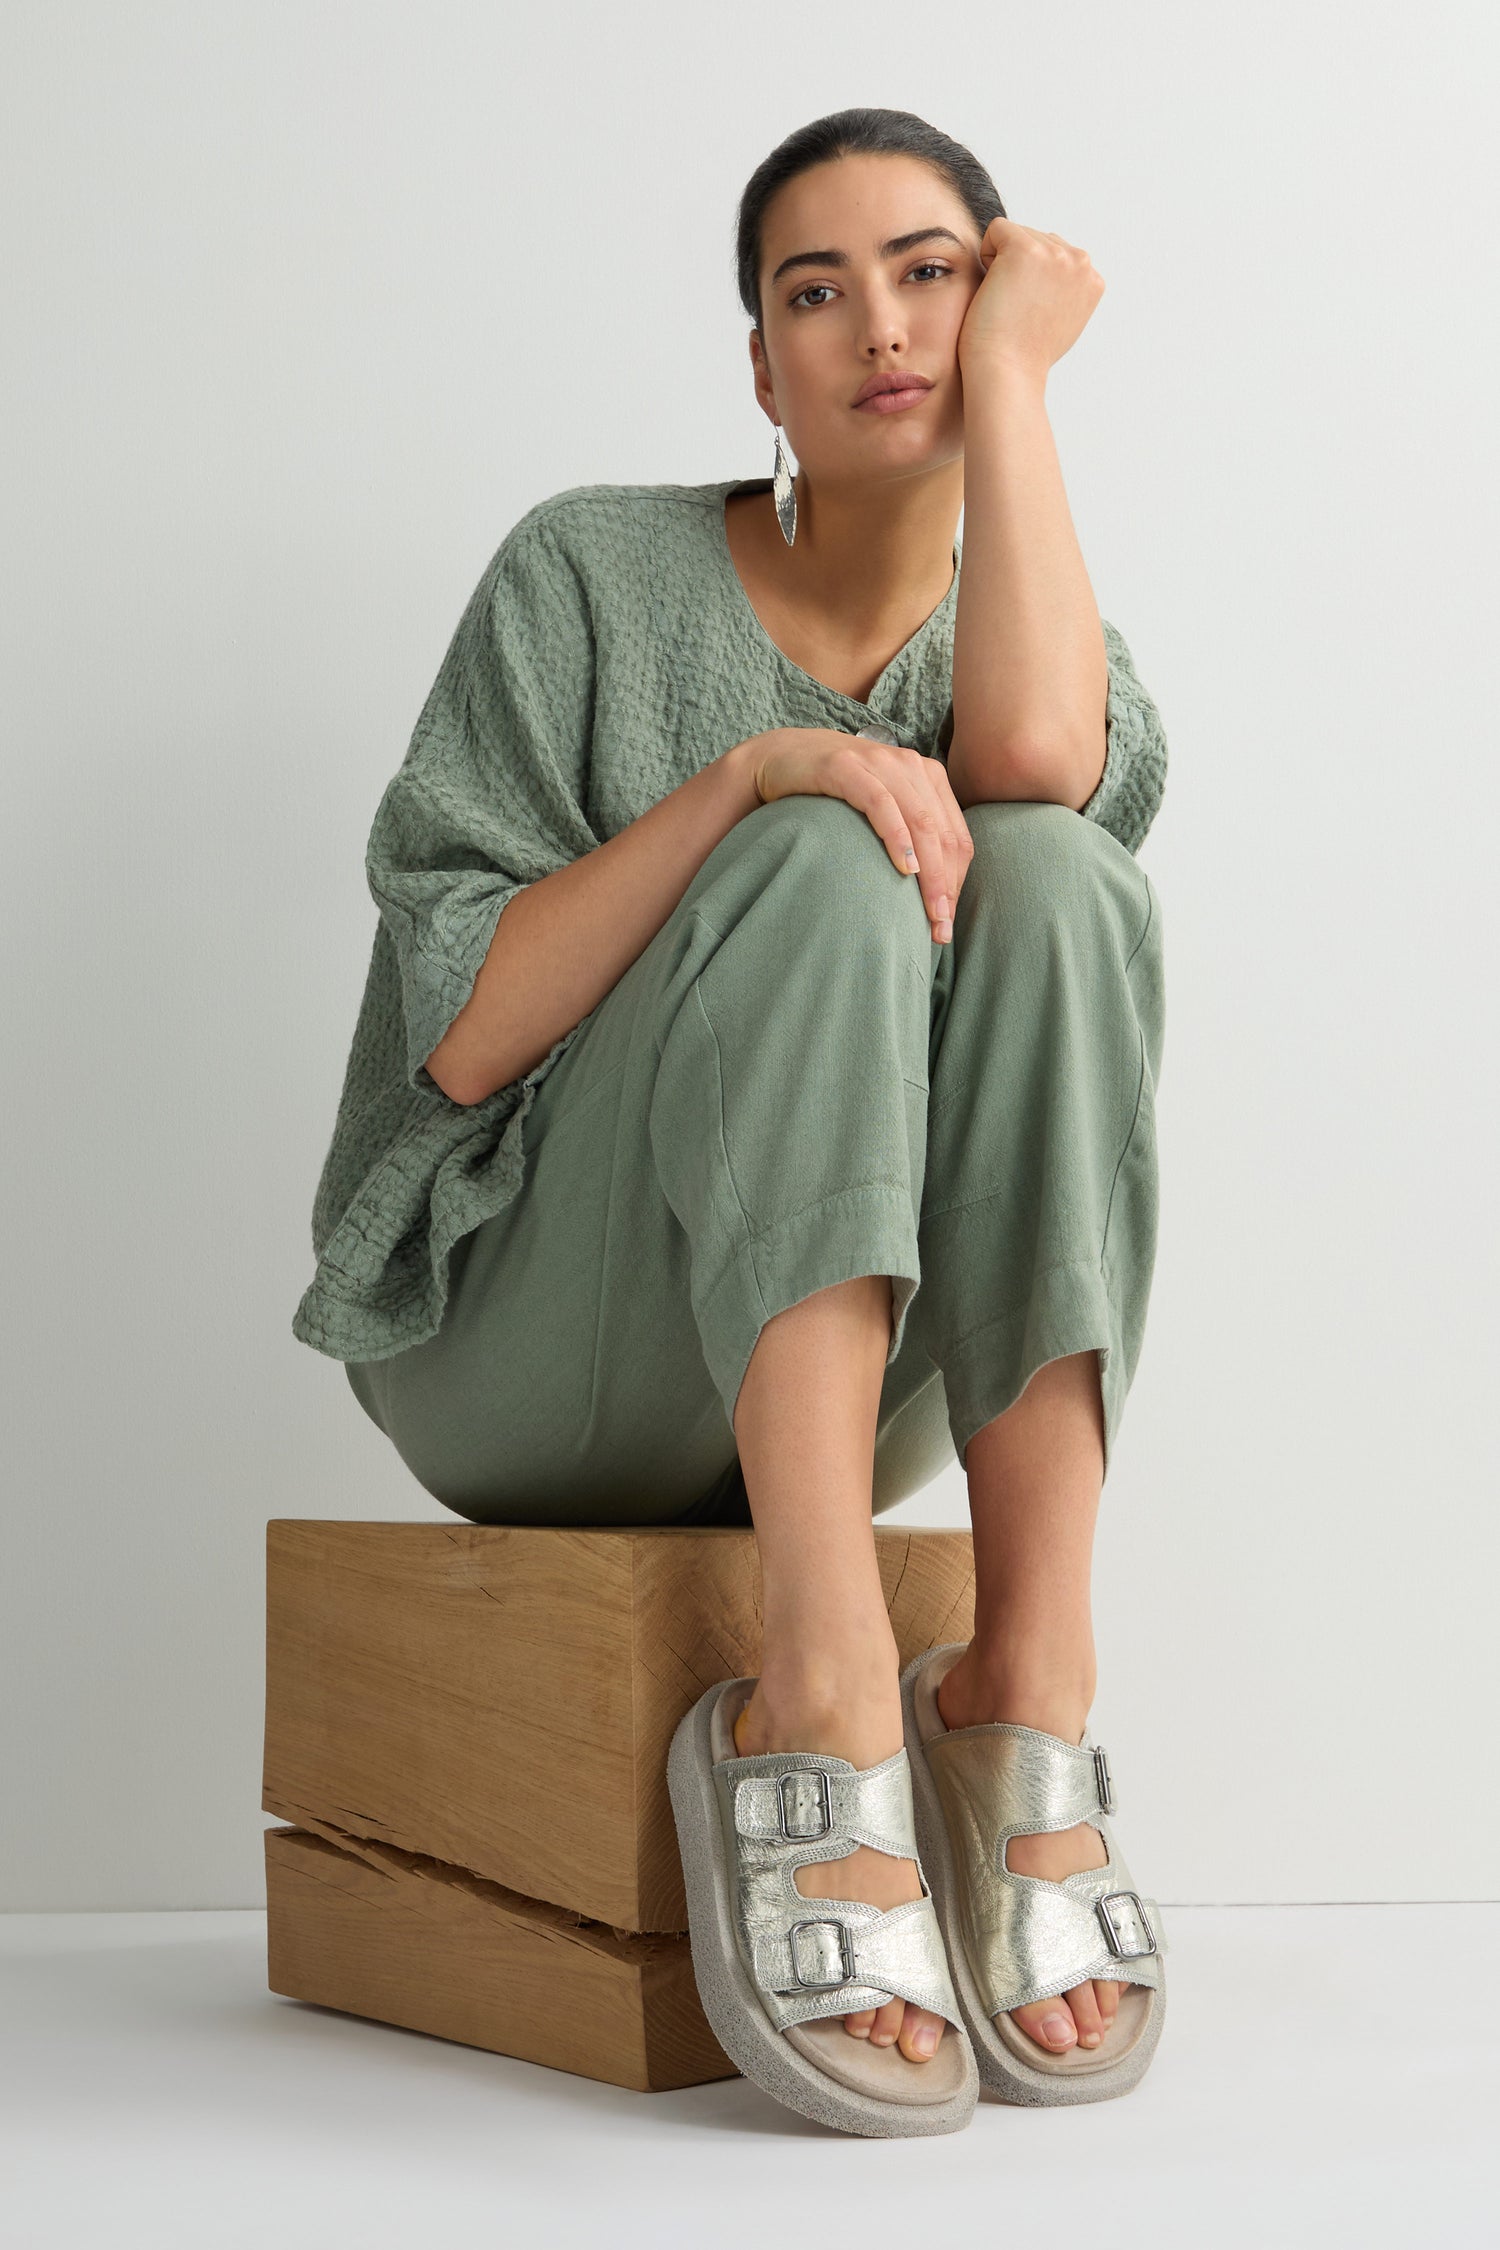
[293, 108, 1169, 2136]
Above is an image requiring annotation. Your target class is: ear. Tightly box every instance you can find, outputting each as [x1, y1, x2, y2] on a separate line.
[748, 328, 776, 419]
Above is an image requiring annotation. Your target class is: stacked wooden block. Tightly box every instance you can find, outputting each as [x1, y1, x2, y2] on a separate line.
[263, 1520, 977, 2092]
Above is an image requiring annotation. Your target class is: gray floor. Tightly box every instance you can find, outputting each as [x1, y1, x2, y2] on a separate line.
[1, 1904, 1492, 2248]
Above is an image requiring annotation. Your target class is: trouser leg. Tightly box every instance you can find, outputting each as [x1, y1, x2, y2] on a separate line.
[345, 792, 949, 1525]
[910, 799, 1165, 1480]
[344, 791, 1163, 1522]
[645, 793, 937, 1425]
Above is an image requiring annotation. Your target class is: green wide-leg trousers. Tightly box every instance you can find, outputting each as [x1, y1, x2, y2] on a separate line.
[346, 794, 1166, 1528]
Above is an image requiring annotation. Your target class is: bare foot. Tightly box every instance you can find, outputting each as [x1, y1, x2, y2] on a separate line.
[733, 1683, 949, 2063]
[934, 1653, 1122, 2058]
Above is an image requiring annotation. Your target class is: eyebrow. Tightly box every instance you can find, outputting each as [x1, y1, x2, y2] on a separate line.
[767, 226, 968, 290]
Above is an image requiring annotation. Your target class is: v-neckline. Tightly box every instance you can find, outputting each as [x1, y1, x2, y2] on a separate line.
[709, 476, 961, 717]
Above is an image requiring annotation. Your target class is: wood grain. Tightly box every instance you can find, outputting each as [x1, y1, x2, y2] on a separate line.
[265, 1521, 975, 1933]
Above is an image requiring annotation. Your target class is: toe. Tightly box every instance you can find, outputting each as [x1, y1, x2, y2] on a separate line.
[843, 2007, 877, 2038]
[866, 1996, 906, 2047]
[1011, 1996, 1077, 2052]
[1066, 1979, 1106, 2048]
[1093, 1977, 1121, 2028]
[897, 2005, 946, 2063]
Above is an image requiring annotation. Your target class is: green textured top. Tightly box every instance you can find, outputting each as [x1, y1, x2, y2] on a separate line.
[292, 474, 1169, 1364]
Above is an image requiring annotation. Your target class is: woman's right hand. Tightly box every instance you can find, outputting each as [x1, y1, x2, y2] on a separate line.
[738, 726, 974, 944]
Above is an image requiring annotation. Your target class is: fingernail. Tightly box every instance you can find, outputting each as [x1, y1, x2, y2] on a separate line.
[1042, 2012, 1075, 2046]
[935, 920, 952, 942]
[914, 2026, 938, 2055]
[905, 849, 919, 868]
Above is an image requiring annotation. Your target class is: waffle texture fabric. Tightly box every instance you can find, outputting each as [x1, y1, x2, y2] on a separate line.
[291, 475, 1170, 1363]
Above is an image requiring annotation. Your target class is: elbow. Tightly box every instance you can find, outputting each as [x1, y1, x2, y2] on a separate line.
[991, 735, 1107, 815]
[1061, 730, 1110, 815]
[425, 1029, 535, 1109]
[422, 1034, 480, 1107]
[948, 734, 1096, 813]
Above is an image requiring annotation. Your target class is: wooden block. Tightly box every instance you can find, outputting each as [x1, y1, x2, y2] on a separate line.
[264, 1823, 733, 2093]
[264, 1522, 974, 1933]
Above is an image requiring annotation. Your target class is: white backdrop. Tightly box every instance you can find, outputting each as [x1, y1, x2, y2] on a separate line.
[3, 0, 1495, 1911]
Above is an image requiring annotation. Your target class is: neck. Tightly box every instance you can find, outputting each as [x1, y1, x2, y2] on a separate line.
[741, 460, 963, 639]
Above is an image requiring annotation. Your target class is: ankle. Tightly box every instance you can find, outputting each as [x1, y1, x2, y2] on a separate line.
[944, 1644, 1096, 1743]
[744, 1637, 901, 1757]
[757, 1618, 898, 1701]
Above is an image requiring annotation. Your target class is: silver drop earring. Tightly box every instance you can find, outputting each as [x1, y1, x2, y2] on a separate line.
[772, 423, 797, 546]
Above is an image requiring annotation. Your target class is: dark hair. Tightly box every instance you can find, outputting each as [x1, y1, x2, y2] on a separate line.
[734, 107, 1007, 335]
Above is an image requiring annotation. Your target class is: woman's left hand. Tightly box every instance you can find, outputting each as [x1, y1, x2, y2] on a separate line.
[957, 218, 1105, 383]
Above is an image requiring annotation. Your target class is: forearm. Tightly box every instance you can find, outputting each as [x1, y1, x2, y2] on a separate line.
[427, 738, 764, 1106]
[948, 358, 1109, 811]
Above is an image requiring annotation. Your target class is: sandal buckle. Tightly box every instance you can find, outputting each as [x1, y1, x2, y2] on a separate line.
[1096, 1889, 1156, 1960]
[778, 1767, 834, 1841]
[1093, 1744, 1115, 1814]
[788, 1917, 857, 1988]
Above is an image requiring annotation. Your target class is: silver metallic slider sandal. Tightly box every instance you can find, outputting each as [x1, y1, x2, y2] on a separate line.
[899, 1642, 1169, 2106]
[667, 1675, 980, 2136]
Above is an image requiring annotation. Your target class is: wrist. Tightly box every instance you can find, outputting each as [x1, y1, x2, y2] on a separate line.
[959, 348, 1050, 406]
[725, 732, 771, 811]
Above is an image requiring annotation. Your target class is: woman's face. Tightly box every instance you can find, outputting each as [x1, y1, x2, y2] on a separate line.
[752, 151, 984, 494]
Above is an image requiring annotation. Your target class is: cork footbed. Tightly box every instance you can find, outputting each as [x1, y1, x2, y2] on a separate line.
[711, 1680, 970, 2108]
[910, 1645, 1153, 2076]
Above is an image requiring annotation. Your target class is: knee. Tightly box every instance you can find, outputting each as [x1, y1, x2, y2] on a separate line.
[961, 800, 1150, 944]
[739, 792, 929, 946]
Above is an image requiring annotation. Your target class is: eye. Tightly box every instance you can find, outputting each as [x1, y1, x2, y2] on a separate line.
[788, 261, 953, 310]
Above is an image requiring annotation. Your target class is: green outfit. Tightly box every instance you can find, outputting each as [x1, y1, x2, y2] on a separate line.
[295, 475, 1169, 1524]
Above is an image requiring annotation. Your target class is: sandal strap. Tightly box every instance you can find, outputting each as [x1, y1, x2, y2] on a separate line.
[750, 1893, 961, 2027]
[927, 1720, 1117, 1837]
[712, 1745, 965, 2034]
[726, 1743, 918, 1858]
[924, 1722, 1167, 2017]
[965, 1862, 1169, 2017]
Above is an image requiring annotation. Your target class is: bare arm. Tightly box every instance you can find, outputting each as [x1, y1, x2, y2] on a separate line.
[426, 737, 764, 1107]
[947, 220, 1112, 812]
[950, 359, 1108, 812]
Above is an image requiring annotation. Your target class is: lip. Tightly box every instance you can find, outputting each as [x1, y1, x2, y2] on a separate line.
[852, 369, 935, 408]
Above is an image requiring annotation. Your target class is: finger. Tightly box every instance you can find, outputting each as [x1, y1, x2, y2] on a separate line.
[900, 783, 952, 936]
[897, 750, 967, 932]
[834, 754, 949, 929]
[923, 756, 976, 913]
[897, 750, 961, 925]
[896, 751, 972, 930]
[840, 744, 964, 940]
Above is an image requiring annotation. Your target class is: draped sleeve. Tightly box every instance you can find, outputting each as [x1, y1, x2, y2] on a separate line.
[1077, 618, 1169, 856]
[365, 507, 601, 1099]
[291, 501, 608, 1362]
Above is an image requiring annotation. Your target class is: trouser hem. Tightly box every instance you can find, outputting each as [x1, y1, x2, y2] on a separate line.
[939, 1254, 1131, 1482]
[694, 1182, 922, 1431]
